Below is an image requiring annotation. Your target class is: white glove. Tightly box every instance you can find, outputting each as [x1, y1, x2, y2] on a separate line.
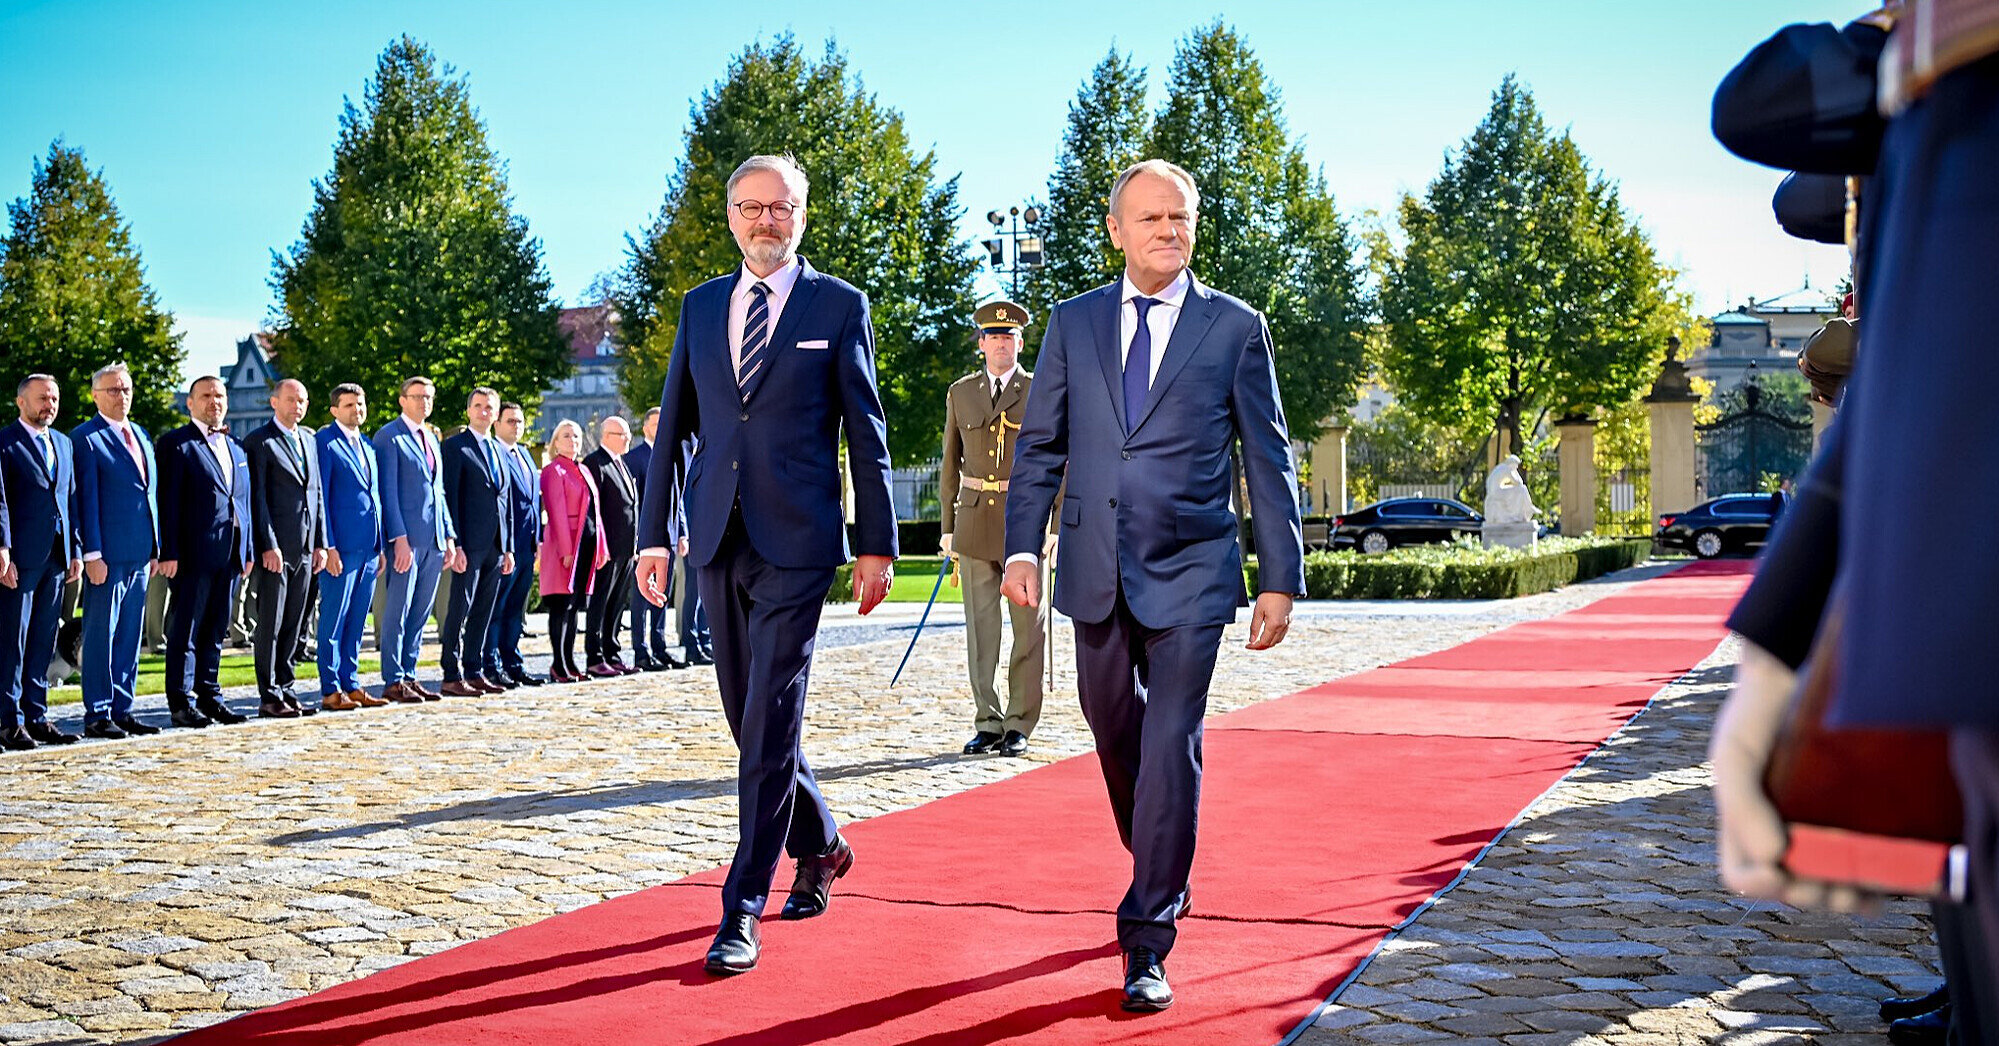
[1041, 532, 1057, 560]
[940, 533, 954, 558]
[1710, 641, 1872, 912]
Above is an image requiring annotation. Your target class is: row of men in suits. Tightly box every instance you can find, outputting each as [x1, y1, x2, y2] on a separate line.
[630, 153, 1304, 1014]
[0, 367, 710, 750]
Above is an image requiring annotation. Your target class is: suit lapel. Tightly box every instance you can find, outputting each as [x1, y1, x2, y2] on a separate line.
[1090, 284, 1128, 433]
[268, 423, 306, 484]
[186, 425, 229, 491]
[1130, 278, 1221, 435]
[739, 260, 819, 407]
[995, 374, 1027, 419]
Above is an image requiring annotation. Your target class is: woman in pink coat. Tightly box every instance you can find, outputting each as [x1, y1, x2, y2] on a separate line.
[540, 420, 610, 683]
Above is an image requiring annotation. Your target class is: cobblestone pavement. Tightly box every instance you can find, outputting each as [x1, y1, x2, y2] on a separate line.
[0, 563, 1934, 1044]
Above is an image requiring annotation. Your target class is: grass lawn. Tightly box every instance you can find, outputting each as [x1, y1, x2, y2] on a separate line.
[885, 557, 964, 603]
[48, 652, 383, 707]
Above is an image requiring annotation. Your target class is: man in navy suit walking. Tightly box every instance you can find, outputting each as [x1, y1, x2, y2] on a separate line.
[155, 376, 254, 729]
[636, 153, 898, 975]
[0, 374, 83, 749]
[1003, 159, 1306, 1012]
[72, 363, 163, 739]
[486, 402, 543, 688]
[439, 387, 513, 696]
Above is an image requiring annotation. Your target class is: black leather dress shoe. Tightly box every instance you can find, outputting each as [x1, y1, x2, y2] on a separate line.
[167, 697, 211, 728]
[660, 652, 690, 669]
[196, 696, 247, 725]
[963, 731, 1003, 755]
[25, 720, 79, 745]
[1889, 1003, 1951, 1046]
[998, 730, 1029, 757]
[780, 834, 854, 919]
[704, 913, 760, 975]
[259, 701, 300, 719]
[1881, 984, 1949, 1022]
[687, 649, 714, 666]
[506, 671, 545, 688]
[83, 720, 128, 740]
[1121, 947, 1173, 1012]
[284, 695, 318, 716]
[114, 716, 161, 736]
[1, 727, 33, 751]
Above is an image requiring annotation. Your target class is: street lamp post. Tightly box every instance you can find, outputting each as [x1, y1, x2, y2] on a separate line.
[983, 204, 1044, 297]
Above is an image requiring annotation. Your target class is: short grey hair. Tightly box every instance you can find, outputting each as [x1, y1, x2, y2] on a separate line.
[1109, 159, 1201, 219]
[91, 362, 132, 389]
[599, 415, 630, 436]
[16, 373, 57, 396]
[726, 154, 809, 203]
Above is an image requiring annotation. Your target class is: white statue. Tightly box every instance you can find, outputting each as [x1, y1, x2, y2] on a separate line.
[1482, 454, 1539, 549]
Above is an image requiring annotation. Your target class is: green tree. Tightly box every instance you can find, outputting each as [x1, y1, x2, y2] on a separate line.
[1379, 75, 1695, 455]
[269, 36, 568, 427]
[615, 38, 978, 466]
[0, 141, 184, 433]
[1021, 48, 1151, 345]
[1147, 22, 1369, 443]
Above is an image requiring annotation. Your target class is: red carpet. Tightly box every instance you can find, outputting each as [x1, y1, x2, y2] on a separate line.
[175, 560, 1751, 1045]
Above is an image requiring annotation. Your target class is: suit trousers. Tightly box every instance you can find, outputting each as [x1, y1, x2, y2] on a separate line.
[959, 555, 1046, 736]
[165, 565, 240, 698]
[675, 555, 710, 654]
[251, 554, 314, 701]
[1073, 592, 1222, 959]
[1950, 730, 1999, 1030]
[696, 518, 839, 917]
[317, 550, 379, 695]
[80, 558, 149, 722]
[381, 544, 443, 684]
[442, 546, 504, 680]
[584, 555, 635, 667]
[629, 579, 669, 662]
[0, 557, 66, 729]
[487, 544, 536, 676]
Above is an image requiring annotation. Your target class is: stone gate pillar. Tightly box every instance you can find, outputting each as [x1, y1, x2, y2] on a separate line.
[1556, 416, 1598, 536]
[1310, 424, 1349, 514]
[1647, 336, 1701, 517]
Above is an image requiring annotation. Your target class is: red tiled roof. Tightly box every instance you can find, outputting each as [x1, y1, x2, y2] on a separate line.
[560, 305, 619, 359]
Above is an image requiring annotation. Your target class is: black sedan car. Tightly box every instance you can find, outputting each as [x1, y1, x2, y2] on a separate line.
[1654, 492, 1789, 559]
[1332, 497, 1484, 554]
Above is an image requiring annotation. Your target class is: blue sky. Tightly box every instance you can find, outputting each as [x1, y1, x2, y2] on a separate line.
[2, 0, 1847, 381]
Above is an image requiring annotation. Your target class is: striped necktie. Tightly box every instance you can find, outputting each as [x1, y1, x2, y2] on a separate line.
[737, 282, 773, 387]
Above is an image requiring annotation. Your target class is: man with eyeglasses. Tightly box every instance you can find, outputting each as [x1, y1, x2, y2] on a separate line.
[0, 374, 84, 750]
[634, 153, 898, 976]
[71, 363, 164, 738]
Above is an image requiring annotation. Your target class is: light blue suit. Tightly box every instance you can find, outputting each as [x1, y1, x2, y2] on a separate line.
[372, 415, 454, 685]
[72, 415, 158, 724]
[317, 425, 382, 696]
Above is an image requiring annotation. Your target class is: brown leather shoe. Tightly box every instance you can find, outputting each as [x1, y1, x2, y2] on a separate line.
[320, 691, 360, 712]
[439, 680, 481, 697]
[350, 689, 388, 708]
[406, 680, 441, 701]
[468, 675, 508, 694]
[383, 682, 423, 705]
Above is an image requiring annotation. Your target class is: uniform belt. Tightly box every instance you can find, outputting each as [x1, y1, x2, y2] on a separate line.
[1881, 0, 1999, 114]
[961, 477, 1010, 493]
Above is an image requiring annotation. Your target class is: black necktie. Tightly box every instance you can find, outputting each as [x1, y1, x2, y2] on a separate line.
[1125, 297, 1161, 429]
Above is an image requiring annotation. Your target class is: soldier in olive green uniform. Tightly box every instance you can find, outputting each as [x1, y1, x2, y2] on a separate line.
[942, 301, 1052, 757]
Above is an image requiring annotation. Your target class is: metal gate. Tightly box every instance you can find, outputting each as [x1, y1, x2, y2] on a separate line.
[1696, 385, 1814, 498]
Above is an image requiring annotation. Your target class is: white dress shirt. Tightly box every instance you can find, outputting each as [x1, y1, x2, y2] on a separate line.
[986, 365, 1019, 399]
[1119, 268, 1192, 389]
[728, 257, 804, 375]
[193, 419, 232, 493]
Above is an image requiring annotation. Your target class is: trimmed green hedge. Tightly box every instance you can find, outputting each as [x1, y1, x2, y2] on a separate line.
[1250, 536, 1651, 600]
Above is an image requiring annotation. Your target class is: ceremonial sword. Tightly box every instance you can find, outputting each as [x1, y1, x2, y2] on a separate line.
[889, 558, 951, 687]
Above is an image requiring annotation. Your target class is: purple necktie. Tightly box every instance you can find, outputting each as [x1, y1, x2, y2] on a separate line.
[1124, 297, 1160, 430]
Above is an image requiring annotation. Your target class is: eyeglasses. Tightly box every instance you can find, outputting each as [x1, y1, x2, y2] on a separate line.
[733, 199, 798, 221]
[95, 385, 134, 394]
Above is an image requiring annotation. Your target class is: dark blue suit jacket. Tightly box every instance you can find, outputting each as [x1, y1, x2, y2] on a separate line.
[72, 416, 159, 564]
[497, 440, 542, 550]
[318, 426, 383, 556]
[442, 429, 511, 556]
[624, 439, 654, 503]
[373, 415, 454, 551]
[1005, 276, 1306, 629]
[637, 259, 896, 569]
[0, 422, 80, 571]
[156, 423, 253, 572]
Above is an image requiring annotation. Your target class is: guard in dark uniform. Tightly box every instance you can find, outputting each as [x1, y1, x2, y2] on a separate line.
[941, 301, 1052, 757]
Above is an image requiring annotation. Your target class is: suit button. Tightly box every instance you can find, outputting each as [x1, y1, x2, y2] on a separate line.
[1121, 450, 1132, 460]
[1109, 498, 1118, 508]
[740, 412, 749, 421]
[731, 461, 739, 470]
